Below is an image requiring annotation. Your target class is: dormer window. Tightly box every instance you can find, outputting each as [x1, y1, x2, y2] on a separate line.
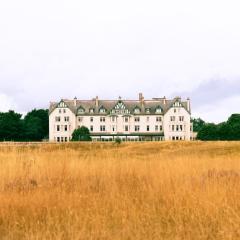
[173, 101, 181, 107]
[146, 108, 150, 114]
[155, 107, 162, 114]
[89, 108, 94, 113]
[99, 107, 106, 113]
[134, 107, 141, 114]
[77, 107, 85, 114]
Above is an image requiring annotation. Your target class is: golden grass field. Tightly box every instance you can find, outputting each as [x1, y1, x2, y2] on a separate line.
[0, 142, 239, 240]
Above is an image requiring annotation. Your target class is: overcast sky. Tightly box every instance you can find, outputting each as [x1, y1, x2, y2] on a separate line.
[0, 0, 240, 123]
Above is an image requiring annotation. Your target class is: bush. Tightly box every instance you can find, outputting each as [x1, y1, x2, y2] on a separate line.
[71, 126, 92, 141]
[115, 137, 122, 144]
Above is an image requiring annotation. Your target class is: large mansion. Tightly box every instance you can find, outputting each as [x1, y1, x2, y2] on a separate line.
[49, 94, 192, 142]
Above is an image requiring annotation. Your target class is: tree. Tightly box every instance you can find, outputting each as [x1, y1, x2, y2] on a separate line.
[23, 109, 49, 141]
[197, 123, 219, 141]
[191, 118, 205, 132]
[0, 111, 23, 141]
[71, 126, 92, 141]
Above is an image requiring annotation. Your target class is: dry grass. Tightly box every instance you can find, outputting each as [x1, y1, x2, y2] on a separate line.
[0, 142, 239, 240]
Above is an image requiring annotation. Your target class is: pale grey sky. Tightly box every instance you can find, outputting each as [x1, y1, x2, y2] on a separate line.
[0, 0, 240, 123]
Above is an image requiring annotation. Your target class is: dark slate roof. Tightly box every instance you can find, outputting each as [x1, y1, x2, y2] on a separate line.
[49, 97, 190, 115]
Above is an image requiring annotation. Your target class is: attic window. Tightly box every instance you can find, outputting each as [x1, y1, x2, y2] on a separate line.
[156, 107, 162, 113]
[173, 101, 181, 107]
[134, 108, 141, 114]
[146, 108, 150, 114]
[99, 108, 106, 113]
[89, 108, 94, 113]
[78, 107, 85, 114]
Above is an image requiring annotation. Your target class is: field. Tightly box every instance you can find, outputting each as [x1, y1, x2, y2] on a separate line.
[0, 142, 239, 240]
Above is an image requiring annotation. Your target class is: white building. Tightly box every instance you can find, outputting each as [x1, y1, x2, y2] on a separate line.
[49, 94, 192, 142]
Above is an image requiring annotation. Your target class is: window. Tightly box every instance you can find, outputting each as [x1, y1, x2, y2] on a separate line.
[180, 125, 183, 131]
[112, 101, 129, 114]
[100, 125, 106, 132]
[170, 116, 176, 121]
[146, 125, 150, 131]
[179, 116, 184, 121]
[55, 116, 61, 122]
[90, 125, 93, 131]
[159, 125, 163, 131]
[172, 125, 175, 131]
[155, 125, 158, 131]
[57, 125, 60, 131]
[134, 117, 140, 122]
[99, 108, 106, 113]
[146, 108, 150, 114]
[112, 126, 115, 132]
[174, 108, 177, 113]
[57, 137, 60, 142]
[124, 117, 129, 122]
[59, 109, 61, 114]
[63, 109, 66, 114]
[78, 107, 85, 114]
[100, 117, 105, 122]
[89, 108, 94, 113]
[156, 117, 162, 122]
[135, 125, 140, 132]
[64, 116, 69, 122]
[78, 117, 83, 122]
[90, 117, 93, 122]
[134, 108, 141, 114]
[111, 116, 115, 122]
[155, 107, 162, 113]
[176, 125, 179, 131]
[61, 137, 64, 142]
[146, 117, 149, 122]
[125, 125, 129, 132]
[65, 137, 68, 142]
[64, 125, 68, 131]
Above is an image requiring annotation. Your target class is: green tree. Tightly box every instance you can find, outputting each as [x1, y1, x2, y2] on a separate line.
[23, 109, 49, 141]
[191, 118, 205, 132]
[71, 126, 92, 141]
[197, 123, 219, 141]
[0, 111, 23, 141]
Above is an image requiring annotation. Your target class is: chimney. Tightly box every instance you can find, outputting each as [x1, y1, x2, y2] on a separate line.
[139, 93, 144, 106]
[74, 97, 77, 106]
[95, 96, 99, 107]
[163, 96, 166, 105]
[187, 97, 191, 112]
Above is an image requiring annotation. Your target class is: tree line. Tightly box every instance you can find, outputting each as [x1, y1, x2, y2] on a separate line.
[0, 109, 49, 141]
[192, 114, 240, 140]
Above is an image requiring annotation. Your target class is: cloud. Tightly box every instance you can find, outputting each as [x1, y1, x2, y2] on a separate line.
[0, 93, 17, 112]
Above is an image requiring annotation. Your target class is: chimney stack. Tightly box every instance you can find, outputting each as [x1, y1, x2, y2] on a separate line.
[139, 93, 144, 106]
[74, 97, 77, 106]
[95, 96, 99, 107]
[187, 98, 191, 112]
[163, 96, 166, 105]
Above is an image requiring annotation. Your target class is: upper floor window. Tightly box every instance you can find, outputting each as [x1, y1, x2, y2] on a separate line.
[100, 125, 106, 132]
[134, 117, 140, 122]
[146, 125, 150, 131]
[90, 117, 94, 122]
[156, 116, 162, 122]
[179, 116, 184, 121]
[170, 116, 176, 121]
[146, 108, 150, 114]
[64, 116, 69, 122]
[146, 117, 150, 122]
[57, 125, 60, 131]
[173, 101, 181, 107]
[124, 117, 129, 122]
[63, 109, 66, 114]
[78, 117, 83, 122]
[59, 109, 61, 114]
[55, 116, 61, 122]
[77, 107, 85, 114]
[125, 125, 129, 131]
[90, 125, 94, 131]
[134, 107, 141, 114]
[111, 116, 116, 122]
[99, 107, 106, 113]
[100, 117, 105, 122]
[135, 125, 140, 132]
[155, 107, 162, 114]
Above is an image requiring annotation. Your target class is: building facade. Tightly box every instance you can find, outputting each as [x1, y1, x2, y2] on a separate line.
[49, 94, 192, 142]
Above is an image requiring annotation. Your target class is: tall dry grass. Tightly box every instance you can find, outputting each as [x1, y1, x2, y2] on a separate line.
[0, 142, 239, 240]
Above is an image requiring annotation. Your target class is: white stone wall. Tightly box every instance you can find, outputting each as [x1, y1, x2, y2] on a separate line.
[163, 107, 191, 141]
[49, 102, 191, 142]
